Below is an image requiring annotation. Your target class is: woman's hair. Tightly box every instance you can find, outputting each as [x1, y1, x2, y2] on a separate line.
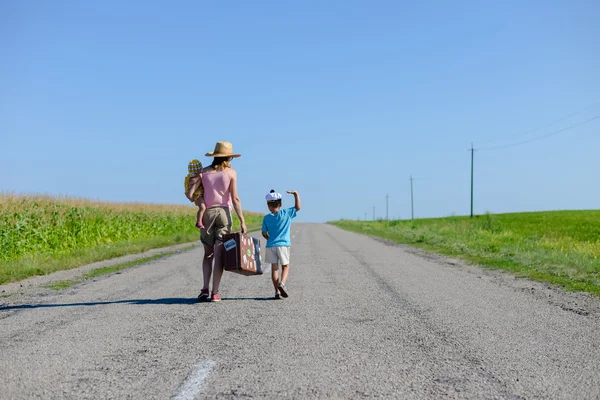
[211, 157, 231, 171]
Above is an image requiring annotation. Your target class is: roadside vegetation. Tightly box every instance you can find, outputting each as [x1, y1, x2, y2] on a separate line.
[331, 210, 600, 295]
[0, 194, 263, 284]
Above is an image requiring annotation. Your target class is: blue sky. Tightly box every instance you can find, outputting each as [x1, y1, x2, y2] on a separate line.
[1, 0, 599, 222]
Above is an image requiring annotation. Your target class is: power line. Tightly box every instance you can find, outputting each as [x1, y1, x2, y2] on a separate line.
[467, 112, 599, 216]
[477, 101, 600, 146]
[477, 114, 600, 151]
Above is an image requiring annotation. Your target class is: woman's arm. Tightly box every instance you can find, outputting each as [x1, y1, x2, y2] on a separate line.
[228, 168, 247, 234]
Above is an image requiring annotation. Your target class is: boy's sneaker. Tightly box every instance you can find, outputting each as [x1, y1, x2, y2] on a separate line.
[274, 293, 281, 300]
[277, 282, 288, 298]
[211, 293, 222, 302]
[198, 289, 210, 302]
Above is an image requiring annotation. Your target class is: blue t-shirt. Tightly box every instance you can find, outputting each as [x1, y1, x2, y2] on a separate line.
[262, 207, 297, 248]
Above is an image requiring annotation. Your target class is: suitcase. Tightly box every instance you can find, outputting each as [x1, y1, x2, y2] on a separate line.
[221, 232, 263, 275]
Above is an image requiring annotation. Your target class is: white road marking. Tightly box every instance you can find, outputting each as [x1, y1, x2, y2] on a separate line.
[172, 360, 215, 400]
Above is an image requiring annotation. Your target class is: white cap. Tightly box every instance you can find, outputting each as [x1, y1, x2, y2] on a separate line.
[265, 190, 282, 202]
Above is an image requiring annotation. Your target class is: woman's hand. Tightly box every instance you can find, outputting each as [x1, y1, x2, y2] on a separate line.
[286, 190, 297, 195]
[241, 221, 247, 234]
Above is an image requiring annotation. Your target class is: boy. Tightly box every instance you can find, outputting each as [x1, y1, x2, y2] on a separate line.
[261, 189, 301, 299]
[184, 159, 206, 229]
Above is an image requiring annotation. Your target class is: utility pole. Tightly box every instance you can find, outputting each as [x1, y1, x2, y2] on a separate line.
[364, 212, 367, 221]
[410, 175, 414, 220]
[373, 206, 375, 221]
[386, 194, 389, 220]
[470, 143, 475, 218]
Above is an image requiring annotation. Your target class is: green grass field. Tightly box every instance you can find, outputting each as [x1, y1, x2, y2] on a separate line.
[0, 194, 264, 284]
[331, 210, 600, 295]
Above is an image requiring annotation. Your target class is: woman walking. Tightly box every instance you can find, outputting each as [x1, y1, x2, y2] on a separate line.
[189, 141, 247, 302]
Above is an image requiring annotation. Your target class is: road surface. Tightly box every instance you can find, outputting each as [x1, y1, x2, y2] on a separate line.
[1, 223, 599, 399]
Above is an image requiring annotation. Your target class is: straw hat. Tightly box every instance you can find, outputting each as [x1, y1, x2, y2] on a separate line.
[205, 141, 241, 158]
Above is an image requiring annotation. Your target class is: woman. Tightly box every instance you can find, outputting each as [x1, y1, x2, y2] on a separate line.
[189, 141, 247, 302]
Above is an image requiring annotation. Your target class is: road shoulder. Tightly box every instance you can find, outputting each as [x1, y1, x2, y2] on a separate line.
[338, 227, 600, 320]
[0, 241, 202, 300]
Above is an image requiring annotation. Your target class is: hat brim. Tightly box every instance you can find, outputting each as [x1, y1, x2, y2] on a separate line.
[205, 152, 241, 158]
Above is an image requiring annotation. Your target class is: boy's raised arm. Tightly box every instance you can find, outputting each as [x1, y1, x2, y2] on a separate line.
[286, 190, 301, 212]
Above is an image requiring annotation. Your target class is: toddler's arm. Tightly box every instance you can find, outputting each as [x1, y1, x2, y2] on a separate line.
[186, 175, 201, 202]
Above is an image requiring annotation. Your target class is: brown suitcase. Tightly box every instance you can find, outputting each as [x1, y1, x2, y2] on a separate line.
[222, 232, 263, 275]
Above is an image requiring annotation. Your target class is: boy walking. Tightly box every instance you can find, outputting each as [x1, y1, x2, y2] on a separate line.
[261, 189, 301, 299]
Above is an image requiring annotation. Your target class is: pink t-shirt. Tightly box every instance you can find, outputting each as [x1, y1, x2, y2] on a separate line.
[202, 169, 232, 208]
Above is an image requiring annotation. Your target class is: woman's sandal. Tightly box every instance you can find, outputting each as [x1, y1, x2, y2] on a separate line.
[198, 289, 210, 302]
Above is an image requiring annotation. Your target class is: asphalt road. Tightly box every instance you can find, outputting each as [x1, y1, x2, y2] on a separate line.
[1, 223, 599, 399]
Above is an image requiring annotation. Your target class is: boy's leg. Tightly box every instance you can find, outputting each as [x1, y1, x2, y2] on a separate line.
[276, 247, 291, 297]
[271, 264, 280, 293]
[265, 247, 281, 298]
[280, 265, 290, 285]
[277, 267, 289, 298]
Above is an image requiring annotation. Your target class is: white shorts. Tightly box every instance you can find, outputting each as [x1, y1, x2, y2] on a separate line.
[265, 246, 291, 266]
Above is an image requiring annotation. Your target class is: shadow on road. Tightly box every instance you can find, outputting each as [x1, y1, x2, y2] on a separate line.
[0, 297, 198, 310]
[221, 297, 275, 301]
[0, 296, 278, 311]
